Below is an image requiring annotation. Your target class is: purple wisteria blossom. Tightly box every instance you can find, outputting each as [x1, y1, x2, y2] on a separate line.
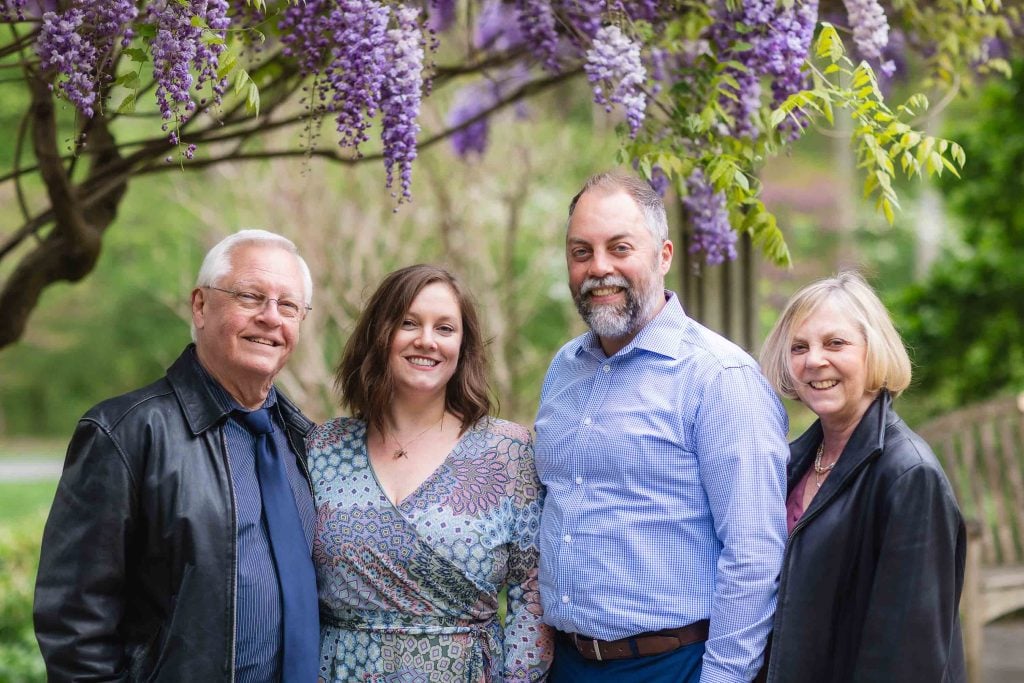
[684, 169, 737, 266]
[37, 8, 98, 117]
[146, 0, 230, 149]
[35, 0, 138, 118]
[426, 0, 457, 33]
[279, 0, 331, 75]
[561, 0, 606, 44]
[711, 0, 818, 138]
[447, 65, 530, 158]
[326, 0, 390, 150]
[516, 0, 560, 71]
[585, 25, 647, 137]
[381, 6, 424, 201]
[843, 0, 892, 72]
[475, 0, 524, 51]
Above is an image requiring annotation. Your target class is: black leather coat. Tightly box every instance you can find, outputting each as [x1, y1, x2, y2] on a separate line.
[765, 392, 966, 683]
[34, 346, 315, 682]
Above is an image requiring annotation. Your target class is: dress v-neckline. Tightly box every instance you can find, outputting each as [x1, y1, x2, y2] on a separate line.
[363, 420, 477, 510]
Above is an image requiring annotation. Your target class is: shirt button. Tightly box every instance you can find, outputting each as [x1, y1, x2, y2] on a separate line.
[562, 595, 570, 604]
[563, 533, 572, 543]
[575, 476, 583, 485]
[583, 417, 592, 425]
[603, 364, 611, 373]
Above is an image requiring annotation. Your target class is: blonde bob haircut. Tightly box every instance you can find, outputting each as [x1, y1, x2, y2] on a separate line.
[760, 271, 912, 400]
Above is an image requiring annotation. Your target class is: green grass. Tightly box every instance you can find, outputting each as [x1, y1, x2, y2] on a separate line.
[0, 481, 57, 524]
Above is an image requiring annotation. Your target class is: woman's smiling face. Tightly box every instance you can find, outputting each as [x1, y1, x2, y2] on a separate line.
[388, 282, 463, 400]
[788, 299, 876, 430]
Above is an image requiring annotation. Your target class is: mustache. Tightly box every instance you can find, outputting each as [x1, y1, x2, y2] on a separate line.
[579, 275, 630, 297]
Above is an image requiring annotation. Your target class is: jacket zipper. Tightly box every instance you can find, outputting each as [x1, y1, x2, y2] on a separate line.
[766, 449, 880, 682]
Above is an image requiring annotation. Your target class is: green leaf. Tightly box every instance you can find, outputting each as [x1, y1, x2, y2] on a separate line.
[234, 69, 250, 96]
[881, 198, 895, 224]
[190, 14, 207, 29]
[123, 47, 149, 63]
[768, 107, 786, 129]
[114, 71, 140, 88]
[116, 92, 136, 114]
[941, 156, 962, 179]
[247, 82, 260, 116]
[951, 142, 966, 167]
[733, 169, 749, 191]
[217, 52, 238, 80]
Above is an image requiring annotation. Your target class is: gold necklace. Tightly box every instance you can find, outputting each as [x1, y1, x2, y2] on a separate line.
[813, 442, 837, 488]
[389, 413, 444, 459]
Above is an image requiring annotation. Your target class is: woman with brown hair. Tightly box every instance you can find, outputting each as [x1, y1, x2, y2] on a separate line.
[307, 264, 551, 682]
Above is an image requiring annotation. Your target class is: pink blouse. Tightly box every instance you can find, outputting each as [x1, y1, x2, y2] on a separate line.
[785, 467, 815, 535]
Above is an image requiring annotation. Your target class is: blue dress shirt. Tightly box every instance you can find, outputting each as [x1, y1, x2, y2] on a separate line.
[534, 292, 788, 682]
[194, 354, 316, 683]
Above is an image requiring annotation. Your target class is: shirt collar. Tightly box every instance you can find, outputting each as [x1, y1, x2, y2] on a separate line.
[575, 291, 687, 361]
[189, 346, 278, 413]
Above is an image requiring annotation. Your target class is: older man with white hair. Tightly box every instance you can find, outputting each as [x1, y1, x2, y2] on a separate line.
[35, 229, 319, 682]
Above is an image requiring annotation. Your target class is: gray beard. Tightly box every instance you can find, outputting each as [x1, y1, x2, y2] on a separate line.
[574, 274, 660, 341]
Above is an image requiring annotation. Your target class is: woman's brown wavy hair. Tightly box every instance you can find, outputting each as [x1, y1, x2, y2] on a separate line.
[334, 264, 491, 435]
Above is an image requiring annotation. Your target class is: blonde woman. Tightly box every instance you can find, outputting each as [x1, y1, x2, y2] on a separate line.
[758, 271, 966, 682]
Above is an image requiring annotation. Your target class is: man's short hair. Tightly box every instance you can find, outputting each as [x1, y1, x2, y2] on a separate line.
[567, 171, 669, 243]
[191, 229, 313, 340]
[759, 270, 912, 400]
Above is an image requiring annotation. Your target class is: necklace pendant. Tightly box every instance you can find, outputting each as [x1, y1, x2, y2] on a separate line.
[393, 448, 407, 459]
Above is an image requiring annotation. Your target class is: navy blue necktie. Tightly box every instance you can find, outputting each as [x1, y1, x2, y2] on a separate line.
[236, 408, 319, 683]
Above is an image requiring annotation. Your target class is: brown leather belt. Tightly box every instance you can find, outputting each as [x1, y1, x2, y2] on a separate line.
[559, 619, 710, 661]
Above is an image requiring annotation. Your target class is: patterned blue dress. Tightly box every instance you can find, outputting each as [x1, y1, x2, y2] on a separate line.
[307, 416, 552, 682]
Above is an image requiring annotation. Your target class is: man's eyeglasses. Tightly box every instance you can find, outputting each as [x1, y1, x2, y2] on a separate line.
[204, 287, 311, 320]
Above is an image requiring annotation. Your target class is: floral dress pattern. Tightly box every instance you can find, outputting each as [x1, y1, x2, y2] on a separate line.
[307, 416, 552, 683]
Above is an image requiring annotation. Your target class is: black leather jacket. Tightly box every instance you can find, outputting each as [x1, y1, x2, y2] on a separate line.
[34, 346, 315, 682]
[765, 392, 966, 682]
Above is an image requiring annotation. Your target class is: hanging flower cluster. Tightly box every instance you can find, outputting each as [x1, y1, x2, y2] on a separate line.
[843, 0, 895, 75]
[710, 0, 819, 138]
[683, 169, 737, 267]
[14, 0, 1002, 263]
[585, 25, 647, 138]
[36, 0, 138, 118]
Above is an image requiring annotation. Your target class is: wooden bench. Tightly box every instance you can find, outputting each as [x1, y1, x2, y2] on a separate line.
[917, 393, 1024, 683]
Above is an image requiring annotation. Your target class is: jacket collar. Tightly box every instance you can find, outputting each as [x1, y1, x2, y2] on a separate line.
[166, 344, 314, 437]
[789, 390, 895, 496]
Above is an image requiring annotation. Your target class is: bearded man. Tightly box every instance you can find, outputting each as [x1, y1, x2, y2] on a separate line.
[534, 172, 789, 683]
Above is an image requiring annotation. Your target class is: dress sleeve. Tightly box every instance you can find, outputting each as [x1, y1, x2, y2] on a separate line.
[500, 426, 554, 682]
[851, 458, 966, 680]
[34, 418, 137, 680]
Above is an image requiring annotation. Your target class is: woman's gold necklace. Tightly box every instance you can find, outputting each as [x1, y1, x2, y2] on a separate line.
[389, 413, 444, 459]
[813, 442, 837, 488]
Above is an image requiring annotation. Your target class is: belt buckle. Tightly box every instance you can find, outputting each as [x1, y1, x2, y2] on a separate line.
[572, 633, 603, 662]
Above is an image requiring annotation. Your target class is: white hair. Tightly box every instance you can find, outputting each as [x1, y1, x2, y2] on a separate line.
[191, 229, 313, 340]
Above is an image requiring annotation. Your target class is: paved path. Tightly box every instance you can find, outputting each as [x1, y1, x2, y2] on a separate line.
[0, 459, 63, 481]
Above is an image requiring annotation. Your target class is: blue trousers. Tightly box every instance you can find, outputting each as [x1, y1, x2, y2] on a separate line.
[549, 632, 705, 683]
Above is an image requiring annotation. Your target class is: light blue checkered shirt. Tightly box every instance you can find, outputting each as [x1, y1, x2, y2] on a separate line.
[534, 292, 788, 682]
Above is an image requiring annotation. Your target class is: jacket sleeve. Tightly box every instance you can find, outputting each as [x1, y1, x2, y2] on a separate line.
[34, 418, 138, 681]
[851, 459, 966, 681]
